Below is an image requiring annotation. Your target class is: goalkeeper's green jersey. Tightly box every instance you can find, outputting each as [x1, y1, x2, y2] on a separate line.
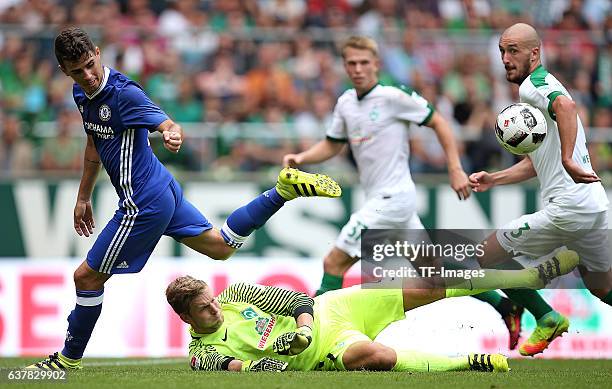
[188, 283, 321, 371]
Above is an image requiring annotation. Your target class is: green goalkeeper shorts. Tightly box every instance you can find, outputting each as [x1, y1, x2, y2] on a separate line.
[313, 285, 405, 370]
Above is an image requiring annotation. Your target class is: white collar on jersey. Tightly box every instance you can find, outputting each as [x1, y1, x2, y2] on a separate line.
[85, 66, 110, 100]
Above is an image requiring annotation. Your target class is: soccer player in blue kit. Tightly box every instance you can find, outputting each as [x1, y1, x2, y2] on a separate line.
[27, 27, 341, 370]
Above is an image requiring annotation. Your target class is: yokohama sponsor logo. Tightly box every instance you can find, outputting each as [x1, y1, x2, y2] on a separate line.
[257, 316, 276, 349]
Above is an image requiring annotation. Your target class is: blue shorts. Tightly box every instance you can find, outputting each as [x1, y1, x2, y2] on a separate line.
[87, 179, 212, 274]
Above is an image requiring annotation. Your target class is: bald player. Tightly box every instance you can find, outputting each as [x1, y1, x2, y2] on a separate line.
[469, 23, 610, 356]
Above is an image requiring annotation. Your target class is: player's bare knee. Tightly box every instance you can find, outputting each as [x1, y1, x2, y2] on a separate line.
[363, 345, 396, 370]
[345, 343, 395, 371]
[323, 249, 355, 274]
[404, 287, 442, 302]
[73, 265, 106, 290]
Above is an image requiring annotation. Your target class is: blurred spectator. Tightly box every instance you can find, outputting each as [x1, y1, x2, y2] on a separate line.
[39, 109, 82, 172]
[197, 53, 245, 116]
[145, 50, 182, 107]
[441, 52, 491, 124]
[409, 83, 470, 173]
[0, 0, 609, 177]
[159, 0, 219, 69]
[257, 0, 307, 29]
[244, 43, 299, 113]
[0, 113, 34, 174]
[242, 105, 295, 170]
[381, 28, 422, 86]
[164, 76, 203, 123]
[438, 0, 491, 30]
[594, 36, 612, 107]
[588, 107, 612, 176]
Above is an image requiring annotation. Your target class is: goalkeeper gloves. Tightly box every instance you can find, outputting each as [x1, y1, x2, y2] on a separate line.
[272, 325, 313, 356]
[241, 357, 288, 372]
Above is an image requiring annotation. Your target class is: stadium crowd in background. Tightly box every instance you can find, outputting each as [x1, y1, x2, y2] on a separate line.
[0, 0, 610, 177]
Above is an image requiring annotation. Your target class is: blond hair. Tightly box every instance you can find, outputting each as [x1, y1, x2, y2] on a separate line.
[341, 36, 379, 58]
[166, 275, 208, 315]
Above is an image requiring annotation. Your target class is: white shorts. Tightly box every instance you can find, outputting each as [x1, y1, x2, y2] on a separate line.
[335, 191, 424, 258]
[496, 207, 610, 272]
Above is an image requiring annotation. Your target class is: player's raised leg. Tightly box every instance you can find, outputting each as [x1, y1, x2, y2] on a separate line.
[218, 168, 340, 249]
[183, 168, 341, 255]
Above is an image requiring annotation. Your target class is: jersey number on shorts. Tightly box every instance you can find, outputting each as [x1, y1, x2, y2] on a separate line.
[510, 222, 530, 238]
[347, 221, 368, 241]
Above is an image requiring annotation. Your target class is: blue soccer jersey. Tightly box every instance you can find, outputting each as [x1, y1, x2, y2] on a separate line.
[73, 66, 173, 210]
[73, 67, 211, 274]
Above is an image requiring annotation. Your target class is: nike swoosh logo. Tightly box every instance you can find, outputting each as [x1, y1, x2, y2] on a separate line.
[222, 329, 228, 342]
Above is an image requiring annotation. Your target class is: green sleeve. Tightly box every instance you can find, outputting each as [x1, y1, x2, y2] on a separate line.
[218, 283, 314, 319]
[188, 342, 235, 371]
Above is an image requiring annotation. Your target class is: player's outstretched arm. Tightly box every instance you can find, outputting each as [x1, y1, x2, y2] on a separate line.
[469, 157, 536, 192]
[156, 119, 183, 153]
[554, 96, 600, 184]
[74, 135, 101, 237]
[283, 138, 344, 167]
[425, 112, 471, 200]
[189, 344, 288, 372]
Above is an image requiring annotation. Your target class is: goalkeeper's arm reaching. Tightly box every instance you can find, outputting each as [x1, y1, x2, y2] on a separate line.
[188, 344, 288, 372]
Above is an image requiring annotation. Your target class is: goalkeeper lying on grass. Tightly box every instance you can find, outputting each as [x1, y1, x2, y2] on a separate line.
[166, 250, 578, 373]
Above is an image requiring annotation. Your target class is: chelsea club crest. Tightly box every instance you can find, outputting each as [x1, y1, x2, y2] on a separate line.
[99, 104, 111, 121]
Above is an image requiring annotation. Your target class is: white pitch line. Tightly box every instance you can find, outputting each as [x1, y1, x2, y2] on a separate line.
[85, 358, 186, 367]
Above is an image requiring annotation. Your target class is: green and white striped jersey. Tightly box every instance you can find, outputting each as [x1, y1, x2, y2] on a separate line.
[519, 65, 608, 213]
[188, 283, 319, 371]
[326, 83, 434, 199]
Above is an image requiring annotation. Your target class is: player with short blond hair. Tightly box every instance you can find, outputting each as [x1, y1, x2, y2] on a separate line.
[283, 35, 524, 349]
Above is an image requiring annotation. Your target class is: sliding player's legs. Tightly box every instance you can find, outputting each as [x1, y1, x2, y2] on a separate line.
[322, 252, 576, 371]
[315, 285, 508, 372]
[342, 341, 509, 372]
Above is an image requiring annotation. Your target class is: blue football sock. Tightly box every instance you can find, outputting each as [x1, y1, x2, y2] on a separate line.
[221, 188, 286, 248]
[61, 289, 104, 360]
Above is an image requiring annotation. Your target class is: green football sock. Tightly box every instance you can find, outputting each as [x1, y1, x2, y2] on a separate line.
[315, 273, 343, 296]
[602, 289, 612, 306]
[444, 268, 540, 297]
[392, 349, 468, 372]
[502, 289, 552, 320]
[472, 291, 503, 307]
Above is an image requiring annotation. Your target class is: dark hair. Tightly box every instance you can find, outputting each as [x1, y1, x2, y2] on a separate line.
[54, 27, 95, 67]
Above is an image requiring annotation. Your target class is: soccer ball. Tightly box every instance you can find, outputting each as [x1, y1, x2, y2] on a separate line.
[495, 103, 547, 155]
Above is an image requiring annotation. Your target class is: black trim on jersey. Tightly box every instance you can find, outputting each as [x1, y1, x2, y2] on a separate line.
[220, 357, 235, 370]
[293, 305, 314, 320]
[357, 83, 379, 101]
[326, 135, 347, 143]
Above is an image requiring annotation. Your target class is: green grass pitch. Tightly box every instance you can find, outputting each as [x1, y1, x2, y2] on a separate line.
[1, 358, 610, 388]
